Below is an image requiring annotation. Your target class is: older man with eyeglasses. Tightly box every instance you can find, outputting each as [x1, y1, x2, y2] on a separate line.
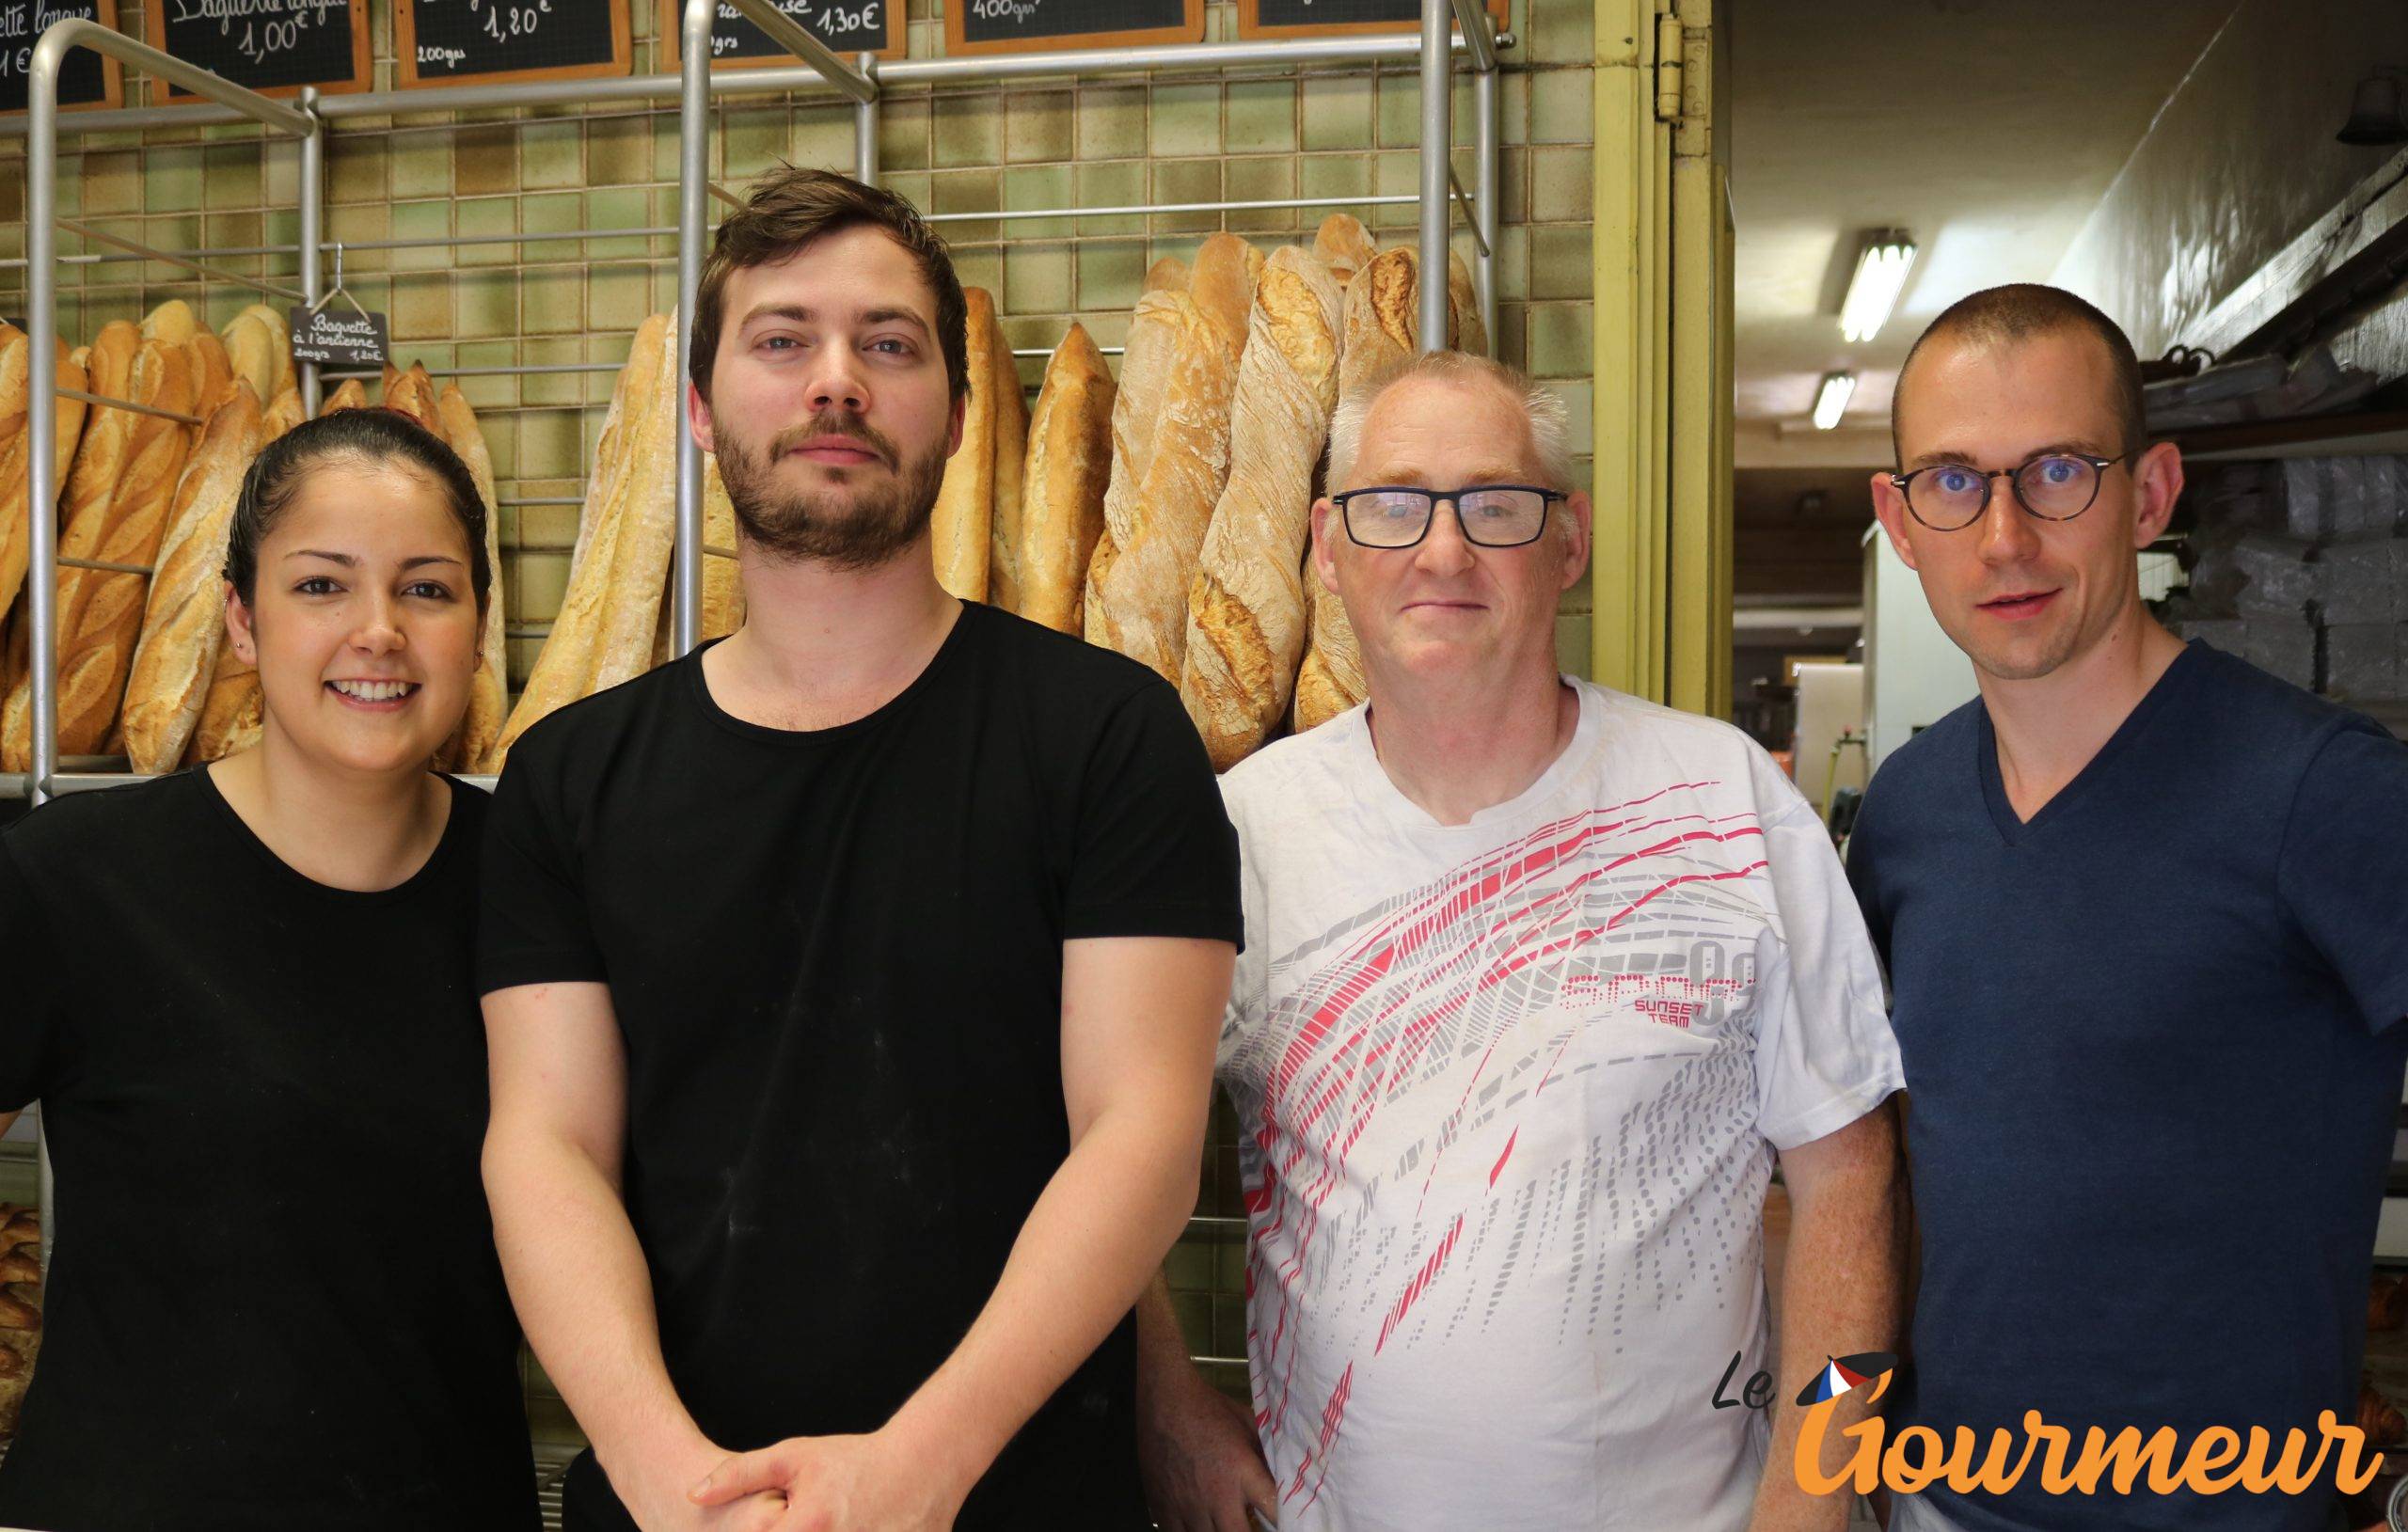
[1133, 350, 1908, 1532]
[1852, 284, 2408, 1532]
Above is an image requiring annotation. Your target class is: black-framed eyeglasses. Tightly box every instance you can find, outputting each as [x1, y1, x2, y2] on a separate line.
[1335, 484, 1566, 549]
[1887, 452, 2131, 531]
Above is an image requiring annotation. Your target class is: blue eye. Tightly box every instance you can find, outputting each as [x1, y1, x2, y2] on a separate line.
[1933, 468, 1978, 496]
[2038, 457, 2081, 485]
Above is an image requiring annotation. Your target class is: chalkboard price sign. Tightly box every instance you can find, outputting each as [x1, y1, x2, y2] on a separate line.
[289, 305, 388, 370]
[1237, 0, 1506, 41]
[0, 0, 125, 115]
[658, 0, 899, 71]
[944, 0, 1199, 55]
[143, 0, 371, 100]
[399, 0, 630, 87]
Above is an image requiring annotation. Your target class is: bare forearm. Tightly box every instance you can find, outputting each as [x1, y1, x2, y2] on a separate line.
[886, 1112, 1202, 1502]
[483, 1128, 711, 1484]
[1750, 1129, 1906, 1530]
[1136, 1271, 1198, 1398]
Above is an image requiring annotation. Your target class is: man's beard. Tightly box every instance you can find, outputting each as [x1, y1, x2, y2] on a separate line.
[712, 405, 948, 570]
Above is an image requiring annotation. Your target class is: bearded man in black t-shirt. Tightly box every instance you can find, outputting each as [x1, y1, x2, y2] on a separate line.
[479, 167, 1242, 1532]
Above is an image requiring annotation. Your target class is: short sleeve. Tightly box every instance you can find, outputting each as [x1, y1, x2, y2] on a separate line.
[1842, 781, 1892, 967]
[0, 838, 71, 1112]
[1063, 681, 1244, 948]
[1752, 801, 1905, 1151]
[2277, 721, 2408, 1033]
[477, 746, 608, 994]
[1212, 779, 1269, 1076]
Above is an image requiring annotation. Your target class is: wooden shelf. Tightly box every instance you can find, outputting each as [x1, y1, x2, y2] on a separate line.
[2168, 409, 2408, 463]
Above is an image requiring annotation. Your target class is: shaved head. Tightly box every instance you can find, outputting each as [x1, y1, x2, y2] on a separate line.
[1893, 284, 2147, 464]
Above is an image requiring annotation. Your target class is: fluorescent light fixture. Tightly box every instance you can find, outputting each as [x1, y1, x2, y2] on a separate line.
[1840, 234, 1917, 342]
[1812, 371, 1857, 430]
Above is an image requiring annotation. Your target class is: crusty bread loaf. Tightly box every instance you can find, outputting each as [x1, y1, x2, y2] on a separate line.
[1294, 246, 1485, 731]
[187, 331, 235, 426]
[1144, 257, 1190, 295]
[0, 326, 89, 630]
[182, 642, 261, 765]
[2, 330, 196, 767]
[1084, 290, 1186, 641]
[140, 300, 198, 346]
[930, 286, 998, 602]
[1180, 246, 1343, 769]
[1312, 214, 1377, 286]
[1087, 233, 1261, 683]
[436, 384, 508, 772]
[234, 305, 295, 400]
[986, 308, 1032, 614]
[571, 314, 668, 588]
[221, 313, 278, 404]
[120, 384, 263, 774]
[495, 311, 681, 765]
[1013, 324, 1115, 637]
[702, 454, 745, 640]
[384, 364, 442, 434]
[320, 378, 368, 416]
[261, 386, 304, 442]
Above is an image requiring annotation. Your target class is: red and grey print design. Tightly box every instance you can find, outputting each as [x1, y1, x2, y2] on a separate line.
[1222, 782, 1781, 1516]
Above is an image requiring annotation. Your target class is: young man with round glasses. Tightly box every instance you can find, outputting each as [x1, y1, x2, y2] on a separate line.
[1134, 350, 1906, 1532]
[1853, 284, 2408, 1532]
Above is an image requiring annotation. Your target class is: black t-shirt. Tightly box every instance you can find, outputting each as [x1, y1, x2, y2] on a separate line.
[479, 603, 1242, 1531]
[0, 769, 535, 1532]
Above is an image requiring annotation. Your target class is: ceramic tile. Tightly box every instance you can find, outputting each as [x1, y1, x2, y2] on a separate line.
[1300, 71, 1371, 152]
[1005, 90, 1073, 166]
[1149, 82, 1221, 159]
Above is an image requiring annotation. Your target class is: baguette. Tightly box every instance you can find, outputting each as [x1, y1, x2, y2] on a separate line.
[1013, 324, 1115, 637]
[320, 378, 368, 416]
[182, 642, 261, 765]
[495, 311, 681, 764]
[2, 332, 196, 767]
[571, 315, 669, 587]
[702, 454, 745, 640]
[1312, 214, 1377, 286]
[1180, 245, 1344, 768]
[1144, 257, 1190, 294]
[120, 384, 263, 774]
[1087, 233, 1260, 683]
[261, 386, 304, 442]
[985, 305, 1032, 613]
[930, 287, 998, 602]
[436, 384, 509, 772]
[221, 313, 279, 403]
[384, 364, 442, 434]
[235, 304, 294, 396]
[1084, 290, 1186, 641]
[187, 331, 235, 426]
[0, 326, 89, 628]
[1294, 246, 1484, 731]
[140, 300, 198, 346]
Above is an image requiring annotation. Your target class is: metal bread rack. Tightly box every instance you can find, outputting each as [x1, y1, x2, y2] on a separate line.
[1, 0, 1507, 1365]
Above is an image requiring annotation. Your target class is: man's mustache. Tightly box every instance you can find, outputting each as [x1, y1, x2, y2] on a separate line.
[765, 411, 897, 468]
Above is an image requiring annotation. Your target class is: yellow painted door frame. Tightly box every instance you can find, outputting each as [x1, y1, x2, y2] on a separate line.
[1590, 0, 1731, 717]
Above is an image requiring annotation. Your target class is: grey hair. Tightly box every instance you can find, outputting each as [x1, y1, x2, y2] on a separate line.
[1325, 351, 1575, 492]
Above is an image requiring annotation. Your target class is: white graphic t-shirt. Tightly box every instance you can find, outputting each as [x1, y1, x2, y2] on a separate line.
[1215, 679, 1903, 1531]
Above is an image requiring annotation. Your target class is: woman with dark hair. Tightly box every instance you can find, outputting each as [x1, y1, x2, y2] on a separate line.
[0, 408, 537, 1529]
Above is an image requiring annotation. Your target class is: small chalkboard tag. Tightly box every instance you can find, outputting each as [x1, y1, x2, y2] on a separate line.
[943, 0, 1197, 55]
[289, 307, 388, 370]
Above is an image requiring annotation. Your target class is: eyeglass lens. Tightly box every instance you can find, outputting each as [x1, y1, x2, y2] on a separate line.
[1909, 455, 2102, 529]
[1346, 487, 1551, 547]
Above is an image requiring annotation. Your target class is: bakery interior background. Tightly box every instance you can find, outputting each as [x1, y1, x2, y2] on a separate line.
[2, 0, 2408, 1473]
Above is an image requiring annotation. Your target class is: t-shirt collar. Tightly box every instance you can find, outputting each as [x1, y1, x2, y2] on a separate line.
[1345, 677, 1603, 833]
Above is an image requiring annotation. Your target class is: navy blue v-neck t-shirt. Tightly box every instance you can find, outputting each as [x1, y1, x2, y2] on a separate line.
[1847, 640, 2408, 1532]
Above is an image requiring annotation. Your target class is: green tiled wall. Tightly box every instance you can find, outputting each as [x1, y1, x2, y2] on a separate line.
[1, 0, 1597, 1441]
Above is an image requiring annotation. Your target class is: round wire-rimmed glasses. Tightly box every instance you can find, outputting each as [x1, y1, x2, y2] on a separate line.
[1335, 484, 1567, 549]
[1887, 451, 2131, 531]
